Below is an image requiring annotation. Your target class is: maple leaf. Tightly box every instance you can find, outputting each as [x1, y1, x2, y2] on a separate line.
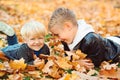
[9, 58, 27, 71]
[55, 57, 72, 70]
[75, 50, 87, 59]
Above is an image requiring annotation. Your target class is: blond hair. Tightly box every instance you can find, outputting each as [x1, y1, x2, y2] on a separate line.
[48, 7, 77, 29]
[20, 20, 46, 39]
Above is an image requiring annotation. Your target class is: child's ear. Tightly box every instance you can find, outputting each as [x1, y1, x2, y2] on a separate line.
[64, 22, 73, 30]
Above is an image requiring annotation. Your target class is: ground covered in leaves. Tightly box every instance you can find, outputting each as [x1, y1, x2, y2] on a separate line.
[0, 0, 120, 40]
[0, 37, 120, 80]
[0, 0, 120, 80]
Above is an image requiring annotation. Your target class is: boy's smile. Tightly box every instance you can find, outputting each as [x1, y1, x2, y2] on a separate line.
[50, 24, 76, 45]
[24, 35, 44, 51]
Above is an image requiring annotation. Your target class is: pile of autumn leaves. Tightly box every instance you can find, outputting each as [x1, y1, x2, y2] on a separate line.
[0, 36, 120, 80]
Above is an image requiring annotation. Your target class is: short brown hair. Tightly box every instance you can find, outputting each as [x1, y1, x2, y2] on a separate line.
[48, 7, 77, 29]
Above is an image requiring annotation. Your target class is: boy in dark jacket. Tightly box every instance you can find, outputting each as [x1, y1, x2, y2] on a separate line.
[48, 7, 120, 68]
[0, 21, 50, 65]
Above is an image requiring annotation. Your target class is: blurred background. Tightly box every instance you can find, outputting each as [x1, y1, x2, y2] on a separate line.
[0, 0, 120, 42]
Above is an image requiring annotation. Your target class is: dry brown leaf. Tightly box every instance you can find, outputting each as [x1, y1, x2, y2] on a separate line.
[100, 61, 119, 78]
[26, 65, 36, 71]
[65, 51, 80, 61]
[0, 71, 6, 77]
[8, 73, 24, 80]
[99, 68, 117, 78]
[55, 57, 72, 70]
[28, 71, 40, 78]
[64, 74, 71, 80]
[48, 64, 61, 79]
[75, 50, 87, 59]
[70, 61, 86, 72]
[42, 60, 54, 73]
[9, 58, 27, 70]
[34, 58, 45, 70]
[0, 63, 6, 77]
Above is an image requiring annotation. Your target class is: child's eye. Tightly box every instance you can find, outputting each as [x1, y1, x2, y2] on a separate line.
[38, 38, 43, 40]
[37, 36, 44, 39]
[30, 38, 35, 40]
[54, 34, 59, 37]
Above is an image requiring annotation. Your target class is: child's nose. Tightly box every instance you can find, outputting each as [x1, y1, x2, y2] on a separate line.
[35, 39, 40, 43]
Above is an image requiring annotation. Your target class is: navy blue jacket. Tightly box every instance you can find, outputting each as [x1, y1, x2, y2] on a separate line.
[2, 43, 50, 64]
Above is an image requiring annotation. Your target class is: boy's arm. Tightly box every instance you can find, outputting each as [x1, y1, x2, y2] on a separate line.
[75, 33, 107, 67]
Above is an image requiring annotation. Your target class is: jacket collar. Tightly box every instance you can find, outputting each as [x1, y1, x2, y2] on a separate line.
[68, 20, 95, 50]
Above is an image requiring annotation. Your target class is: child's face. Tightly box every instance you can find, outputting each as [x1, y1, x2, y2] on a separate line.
[50, 23, 75, 44]
[24, 35, 44, 51]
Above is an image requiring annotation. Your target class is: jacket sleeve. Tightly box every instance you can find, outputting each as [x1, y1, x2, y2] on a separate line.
[74, 33, 108, 67]
[1, 44, 34, 65]
[1, 44, 21, 60]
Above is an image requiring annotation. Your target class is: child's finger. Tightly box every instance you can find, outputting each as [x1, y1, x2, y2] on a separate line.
[84, 63, 94, 69]
[80, 59, 92, 63]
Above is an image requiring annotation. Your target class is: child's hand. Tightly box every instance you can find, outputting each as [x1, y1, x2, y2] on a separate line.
[78, 59, 94, 70]
[34, 58, 45, 69]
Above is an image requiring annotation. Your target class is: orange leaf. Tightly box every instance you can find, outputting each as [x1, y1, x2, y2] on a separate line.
[9, 58, 27, 70]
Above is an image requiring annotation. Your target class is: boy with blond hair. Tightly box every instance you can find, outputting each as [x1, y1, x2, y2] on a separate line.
[0, 21, 50, 64]
[48, 7, 120, 68]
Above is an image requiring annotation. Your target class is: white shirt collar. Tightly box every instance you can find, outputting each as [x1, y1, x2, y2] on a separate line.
[68, 20, 95, 50]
